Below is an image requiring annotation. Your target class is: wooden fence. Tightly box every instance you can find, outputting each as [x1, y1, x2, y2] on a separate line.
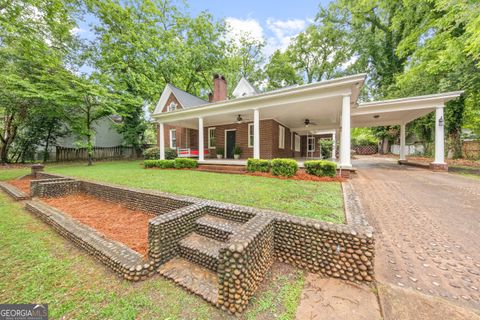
[55, 146, 140, 162]
[462, 140, 480, 159]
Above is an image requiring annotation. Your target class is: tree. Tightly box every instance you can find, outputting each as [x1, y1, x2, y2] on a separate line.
[264, 50, 302, 90]
[0, 0, 80, 163]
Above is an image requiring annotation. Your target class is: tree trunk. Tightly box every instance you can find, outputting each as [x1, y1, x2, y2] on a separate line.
[43, 127, 53, 163]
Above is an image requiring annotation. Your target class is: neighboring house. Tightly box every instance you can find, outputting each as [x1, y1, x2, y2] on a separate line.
[153, 73, 462, 170]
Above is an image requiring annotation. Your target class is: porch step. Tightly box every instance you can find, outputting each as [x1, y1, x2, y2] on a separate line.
[197, 164, 246, 174]
[0, 181, 30, 201]
[158, 257, 218, 305]
[178, 233, 222, 272]
[195, 214, 243, 242]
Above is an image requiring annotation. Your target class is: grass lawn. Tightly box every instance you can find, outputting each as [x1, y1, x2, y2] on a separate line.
[0, 192, 304, 320]
[0, 160, 345, 223]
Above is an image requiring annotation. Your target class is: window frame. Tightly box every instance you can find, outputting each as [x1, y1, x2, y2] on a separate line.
[208, 127, 216, 149]
[169, 129, 177, 149]
[307, 136, 315, 152]
[278, 125, 285, 149]
[167, 102, 177, 112]
[248, 123, 254, 148]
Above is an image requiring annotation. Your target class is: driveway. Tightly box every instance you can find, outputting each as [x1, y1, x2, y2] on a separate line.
[351, 156, 480, 311]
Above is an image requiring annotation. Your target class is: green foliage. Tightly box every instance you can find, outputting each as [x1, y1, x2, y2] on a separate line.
[143, 147, 160, 160]
[144, 159, 175, 169]
[247, 159, 271, 173]
[233, 145, 243, 155]
[351, 128, 379, 146]
[143, 147, 176, 160]
[271, 159, 298, 177]
[264, 50, 303, 90]
[318, 139, 333, 159]
[216, 146, 224, 156]
[304, 160, 337, 177]
[173, 158, 197, 169]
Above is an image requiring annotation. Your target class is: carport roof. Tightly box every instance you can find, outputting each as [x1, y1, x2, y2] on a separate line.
[352, 91, 464, 128]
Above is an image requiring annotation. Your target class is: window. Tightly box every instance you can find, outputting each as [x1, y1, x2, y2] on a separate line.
[278, 125, 285, 149]
[307, 137, 315, 152]
[169, 129, 177, 148]
[295, 134, 301, 152]
[208, 127, 216, 149]
[167, 102, 177, 112]
[248, 123, 254, 148]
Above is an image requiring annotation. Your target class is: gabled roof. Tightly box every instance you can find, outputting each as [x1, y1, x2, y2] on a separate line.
[232, 77, 259, 98]
[153, 84, 209, 114]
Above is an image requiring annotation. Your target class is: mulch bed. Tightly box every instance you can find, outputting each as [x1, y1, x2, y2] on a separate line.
[7, 176, 33, 194]
[41, 193, 155, 257]
[247, 171, 345, 182]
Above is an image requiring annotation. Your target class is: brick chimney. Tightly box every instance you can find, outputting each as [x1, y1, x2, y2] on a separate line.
[212, 74, 227, 102]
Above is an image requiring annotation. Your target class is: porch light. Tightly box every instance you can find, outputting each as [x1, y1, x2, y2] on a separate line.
[236, 114, 243, 124]
[373, 115, 380, 119]
[439, 116, 444, 126]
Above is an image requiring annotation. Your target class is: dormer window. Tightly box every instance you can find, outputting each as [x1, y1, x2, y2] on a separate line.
[167, 102, 177, 112]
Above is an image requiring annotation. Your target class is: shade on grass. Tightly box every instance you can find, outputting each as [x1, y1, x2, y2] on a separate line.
[0, 160, 345, 223]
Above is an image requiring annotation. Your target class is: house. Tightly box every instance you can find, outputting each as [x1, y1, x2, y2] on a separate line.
[152, 74, 462, 170]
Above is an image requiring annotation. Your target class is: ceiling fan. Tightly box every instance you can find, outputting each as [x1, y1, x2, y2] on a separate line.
[236, 114, 251, 124]
[303, 119, 317, 127]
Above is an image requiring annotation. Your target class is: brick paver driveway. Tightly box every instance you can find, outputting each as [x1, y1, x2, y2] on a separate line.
[351, 157, 480, 311]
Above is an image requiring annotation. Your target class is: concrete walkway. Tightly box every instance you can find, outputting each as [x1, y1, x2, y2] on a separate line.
[296, 157, 480, 319]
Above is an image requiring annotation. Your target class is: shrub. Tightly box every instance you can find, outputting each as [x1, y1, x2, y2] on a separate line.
[304, 160, 337, 177]
[164, 148, 177, 160]
[319, 139, 333, 159]
[216, 146, 224, 157]
[143, 147, 177, 160]
[143, 147, 159, 160]
[174, 158, 197, 169]
[144, 159, 175, 169]
[247, 158, 271, 172]
[271, 158, 298, 177]
[233, 145, 243, 155]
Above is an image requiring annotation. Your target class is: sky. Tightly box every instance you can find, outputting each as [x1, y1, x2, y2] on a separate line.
[75, 0, 332, 58]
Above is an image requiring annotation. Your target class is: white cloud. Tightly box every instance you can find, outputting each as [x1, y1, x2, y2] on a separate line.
[70, 27, 85, 35]
[225, 17, 264, 44]
[265, 18, 307, 56]
[224, 17, 310, 58]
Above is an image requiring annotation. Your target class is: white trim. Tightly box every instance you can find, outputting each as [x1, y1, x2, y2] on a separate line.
[224, 129, 236, 159]
[248, 123, 254, 148]
[159, 122, 165, 160]
[198, 117, 204, 161]
[307, 136, 316, 152]
[294, 134, 301, 152]
[253, 109, 260, 159]
[169, 129, 177, 149]
[358, 91, 463, 108]
[167, 102, 177, 112]
[278, 125, 285, 149]
[152, 74, 365, 121]
[208, 127, 216, 149]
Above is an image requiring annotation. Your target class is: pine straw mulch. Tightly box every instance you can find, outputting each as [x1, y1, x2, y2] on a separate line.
[246, 171, 345, 182]
[7, 176, 33, 194]
[41, 193, 155, 257]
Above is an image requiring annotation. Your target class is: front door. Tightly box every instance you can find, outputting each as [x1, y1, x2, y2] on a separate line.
[226, 130, 236, 158]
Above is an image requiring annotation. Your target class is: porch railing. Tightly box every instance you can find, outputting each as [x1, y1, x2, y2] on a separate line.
[177, 147, 210, 158]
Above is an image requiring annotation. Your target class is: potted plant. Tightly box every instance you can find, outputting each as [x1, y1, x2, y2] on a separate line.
[216, 146, 224, 159]
[233, 145, 243, 159]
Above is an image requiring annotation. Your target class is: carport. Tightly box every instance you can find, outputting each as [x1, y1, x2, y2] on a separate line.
[351, 91, 463, 170]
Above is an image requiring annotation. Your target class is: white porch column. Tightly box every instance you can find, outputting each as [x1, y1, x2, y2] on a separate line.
[340, 94, 352, 168]
[331, 131, 337, 160]
[399, 123, 406, 161]
[253, 108, 260, 159]
[198, 117, 204, 161]
[433, 106, 445, 164]
[159, 122, 165, 160]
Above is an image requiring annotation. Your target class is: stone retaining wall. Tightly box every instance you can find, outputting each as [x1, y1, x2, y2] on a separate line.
[25, 200, 155, 281]
[217, 214, 275, 314]
[31, 180, 80, 198]
[148, 204, 206, 266]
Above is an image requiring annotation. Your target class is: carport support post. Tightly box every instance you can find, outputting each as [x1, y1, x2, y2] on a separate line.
[340, 94, 352, 168]
[399, 123, 406, 161]
[431, 105, 447, 170]
[159, 122, 165, 160]
[198, 117, 204, 161]
[253, 108, 260, 159]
